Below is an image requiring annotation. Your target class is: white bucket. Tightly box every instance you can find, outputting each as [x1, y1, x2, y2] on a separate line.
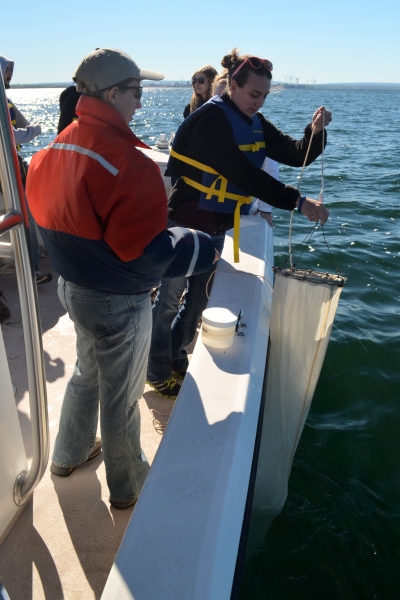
[201, 307, 237, 349]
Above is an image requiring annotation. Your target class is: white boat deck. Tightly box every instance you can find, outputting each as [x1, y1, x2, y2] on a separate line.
[0, 215, 273, 599]
[102, 216, 273, 600]
[0, 258, 176, 599]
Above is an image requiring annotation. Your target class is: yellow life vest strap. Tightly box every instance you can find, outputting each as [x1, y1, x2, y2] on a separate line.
[8, 101, 21, 151]
[233, 198, 251, 263]
[238, 141, 266, 152]
[170, 149, 219, 175]
[172, 149, 233, 204]
[7, 102, 17, 126]
[207, 174, 227, 203]
[182, 176, 252, 263]
[182, 176, 252, 205]
[172, 148, 257, 263]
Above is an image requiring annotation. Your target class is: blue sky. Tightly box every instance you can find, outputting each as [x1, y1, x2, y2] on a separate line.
[3, 0, 399, 84]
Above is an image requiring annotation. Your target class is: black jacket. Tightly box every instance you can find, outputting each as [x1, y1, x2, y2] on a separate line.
[167, 94, 327, 235]
[183, 96, 208, 119]
[57, 85, 81, 134]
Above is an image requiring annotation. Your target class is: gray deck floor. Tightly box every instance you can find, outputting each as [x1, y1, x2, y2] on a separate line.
[0, 260, 181, 599]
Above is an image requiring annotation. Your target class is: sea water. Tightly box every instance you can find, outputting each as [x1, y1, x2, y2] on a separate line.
[9, 86, 400, 599]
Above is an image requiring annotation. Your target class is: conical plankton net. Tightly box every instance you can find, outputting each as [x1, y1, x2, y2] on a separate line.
[254, 268, 345, 511]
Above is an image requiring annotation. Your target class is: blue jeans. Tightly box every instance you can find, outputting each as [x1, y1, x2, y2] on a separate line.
[53, 278, 151, 504]
[147, 232, 225, 382]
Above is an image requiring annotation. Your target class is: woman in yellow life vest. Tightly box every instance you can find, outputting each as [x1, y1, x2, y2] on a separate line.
[146, 48, 331, 398]
[168, 48, 330, 235]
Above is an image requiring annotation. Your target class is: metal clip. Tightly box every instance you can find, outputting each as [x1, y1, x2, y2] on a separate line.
[235, 309, 245, 336]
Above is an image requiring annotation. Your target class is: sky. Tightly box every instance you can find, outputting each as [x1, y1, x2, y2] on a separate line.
[2, 0, 399, 85]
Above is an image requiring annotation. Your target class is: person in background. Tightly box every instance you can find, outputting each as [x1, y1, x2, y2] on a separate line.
[146, 48, 331, 399]
[0, 54, 52, 285]
[0, 55, 42, 146]
[26, 48, 216, 510]
[183, 64, 218, 119]
[212, 71, 228, 96]
[57, 84, 80, 133]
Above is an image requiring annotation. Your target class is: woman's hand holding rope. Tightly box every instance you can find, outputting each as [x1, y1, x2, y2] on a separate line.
[296, 196, 329, 225]
[312, 106, 332, 133]
[294, 106, 332, 225]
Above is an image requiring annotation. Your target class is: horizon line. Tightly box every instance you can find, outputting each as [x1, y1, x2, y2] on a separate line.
[8, 80, 400, 87]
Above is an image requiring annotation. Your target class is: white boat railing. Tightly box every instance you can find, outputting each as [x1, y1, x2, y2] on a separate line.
[0, 73, 49, 509]
[102, 215, 274, 600]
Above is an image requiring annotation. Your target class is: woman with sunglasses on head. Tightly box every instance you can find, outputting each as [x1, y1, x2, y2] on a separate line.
[211, 69, 276, 228]
[170, 48, 331, 231]
[146, 48, 331, 398]
[183, 65, 218, 119]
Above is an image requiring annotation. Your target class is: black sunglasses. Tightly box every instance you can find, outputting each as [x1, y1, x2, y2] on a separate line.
[192, 77, 207, 85]
[118, 85, 143, 100]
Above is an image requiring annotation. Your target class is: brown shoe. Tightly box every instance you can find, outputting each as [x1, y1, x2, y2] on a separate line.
[50, 437, 102, 477]
[110, 498, 137, 510]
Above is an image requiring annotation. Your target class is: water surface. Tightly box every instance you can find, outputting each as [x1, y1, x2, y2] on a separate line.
[9, 86, 400, 599]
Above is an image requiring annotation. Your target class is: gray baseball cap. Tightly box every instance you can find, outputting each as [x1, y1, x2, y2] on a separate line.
[73, 48, 164, 92]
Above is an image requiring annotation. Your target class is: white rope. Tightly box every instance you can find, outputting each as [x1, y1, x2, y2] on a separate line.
[319, 110, 325, 202]
[289, 126, 315, 268]
[289, 209, 295, 268]
[206, 267, 274, 299]
[288, 109, 325, 268]
[150, 408, 171, 434]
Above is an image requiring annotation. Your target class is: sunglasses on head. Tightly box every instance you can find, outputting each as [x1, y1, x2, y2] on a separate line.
[192, 77, 207, 85]
[231, 56, 273, 80]
[118, 85, 143, 100]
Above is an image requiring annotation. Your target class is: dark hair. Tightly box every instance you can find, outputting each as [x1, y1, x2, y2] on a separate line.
[189, 64, 218, 113]
[221, 48, 272, 88]
[76, 77, 136, 98]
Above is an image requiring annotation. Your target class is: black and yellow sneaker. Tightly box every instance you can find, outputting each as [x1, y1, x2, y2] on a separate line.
[147, 377, 181, 399]
[172, 370, 187, 380]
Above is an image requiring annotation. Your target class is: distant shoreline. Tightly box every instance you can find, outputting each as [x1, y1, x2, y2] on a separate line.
[9, 82, 400, 91]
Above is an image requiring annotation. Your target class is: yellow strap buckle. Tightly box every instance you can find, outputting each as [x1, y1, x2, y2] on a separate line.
[238, 141, 266, 153]
[206, 175, 227, 203]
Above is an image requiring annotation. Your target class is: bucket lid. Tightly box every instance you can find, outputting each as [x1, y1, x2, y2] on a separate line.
[202, 307, 237, 329]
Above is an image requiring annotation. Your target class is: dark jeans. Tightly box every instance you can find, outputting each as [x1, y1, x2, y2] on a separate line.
[147, 232, 225, 382]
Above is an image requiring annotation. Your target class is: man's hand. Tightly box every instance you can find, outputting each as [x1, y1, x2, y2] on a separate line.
[297, 196, 329, 225]
[312, 106, 332, 133]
